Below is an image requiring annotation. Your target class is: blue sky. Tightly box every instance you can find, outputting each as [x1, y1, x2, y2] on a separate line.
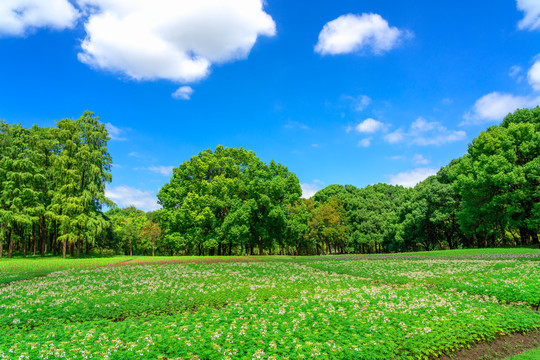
[1, 0, 540, 211]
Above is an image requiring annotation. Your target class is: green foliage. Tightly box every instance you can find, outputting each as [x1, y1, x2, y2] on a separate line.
[157, 145, 301, 256]
[0, 112, 113, 259]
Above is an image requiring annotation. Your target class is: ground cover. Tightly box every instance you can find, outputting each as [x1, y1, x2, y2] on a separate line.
[0, 249, 539, 359]
[0, 255, 259, 286]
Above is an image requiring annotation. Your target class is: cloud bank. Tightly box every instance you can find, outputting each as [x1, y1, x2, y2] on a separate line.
[388, 168, 438, 188]
[106, 185, 161, 212]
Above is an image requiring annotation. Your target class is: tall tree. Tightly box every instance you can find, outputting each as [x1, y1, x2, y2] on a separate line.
[50, 111, 112, 257]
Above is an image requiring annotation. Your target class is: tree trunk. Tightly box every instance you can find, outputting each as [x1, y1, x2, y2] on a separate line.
[531, 231, 539, 245]
[76, 238, 81, 257]
[519, 227, 530, 245]
[7, 228, 13, 258]
[62, 239, 67, 258]
[152, 246, 155, 257]
[32, 223, 36, 256]
[500, 226, 507, 246]
[258, 237, 263, 255]
[39, 214, 45, 257]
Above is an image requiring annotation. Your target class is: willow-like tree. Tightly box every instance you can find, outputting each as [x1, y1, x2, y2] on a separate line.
[50, 111, 113, 257]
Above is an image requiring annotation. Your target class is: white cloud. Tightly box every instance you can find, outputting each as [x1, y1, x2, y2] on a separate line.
[147, 165, 174, 176]
[300, 183, 319, 199]
[528, 58, 540, 90]
[343, 94, 371, 111]
[357, 137, 372, 147]
[105, 122, 127, 141]
[384, 129, 405, 144]
[315, 13, 408, 55]
[105, 185, 160, 211]
[384, 118, 465, 146]
[388, 168, 438, 188]
[510, 65, 523, 79]
[463, 92, 540, 125]
[76, 0, 275, 83]
[517, 0, 540, 31]
[0, 0, 79, 36]
[355, 118, 386, 133]
[412, 154, 430, 165]
[284, 121, 309, 130]
[172, 86, 194, 100]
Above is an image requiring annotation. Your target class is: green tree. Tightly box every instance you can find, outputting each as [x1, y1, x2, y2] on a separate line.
[50, 111, 113, 257]
[158, 145, 301, 256]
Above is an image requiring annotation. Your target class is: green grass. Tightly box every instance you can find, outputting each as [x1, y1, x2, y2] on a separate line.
[505, 347, 540, 359]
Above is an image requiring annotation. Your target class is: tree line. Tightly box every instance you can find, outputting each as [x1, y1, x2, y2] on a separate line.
[0, 111, 112, 258]
[1, 107, 538, 257]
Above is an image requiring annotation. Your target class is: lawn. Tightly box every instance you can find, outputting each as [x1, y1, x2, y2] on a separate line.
[0, 248, 539, 359]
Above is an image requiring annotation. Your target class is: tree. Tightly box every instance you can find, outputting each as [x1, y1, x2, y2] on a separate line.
[158, 145, 301, 255]
[451, 112, 540, 247]
[50, 111, 113, 257]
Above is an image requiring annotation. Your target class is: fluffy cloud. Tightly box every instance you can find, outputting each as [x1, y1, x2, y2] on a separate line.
[528, 58, 540, 90]
[517, 0, 540, 31]
[301, 182, 320, 199]
[75, 0, 275, 83]
[0, 0, 79, 36]
[105, 122, 127, 141]
[147, 165, 174, 176]
[315, 13, 408, 55]
[105, 185, 160, 211]
[384, 118, 466, 146]
[355, 118, 386, 133]
[172, 86, 194, 100]
[388, 168, 438, 188]
[463, 92, 540, 124]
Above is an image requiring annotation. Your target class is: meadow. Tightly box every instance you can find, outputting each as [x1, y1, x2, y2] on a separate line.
[0, 249, 539, 359]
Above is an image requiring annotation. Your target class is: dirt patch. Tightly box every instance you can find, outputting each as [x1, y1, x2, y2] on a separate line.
[435, 329, 540, 360]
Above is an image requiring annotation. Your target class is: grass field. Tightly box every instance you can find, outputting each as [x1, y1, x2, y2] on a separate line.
[0, 248, 539, 359]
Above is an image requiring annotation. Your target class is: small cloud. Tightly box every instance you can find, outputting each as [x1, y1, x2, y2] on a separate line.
[355, 118, 386, 133]
[105, 185, 160, 212]
[517, 0, 540, 31]
[388, 168, 438, 188]
[311, 143, 320, 148]
[0, 0, 79, 37]
[147, 165, 174, 176]
[172, 86, 194, 100]
[384, 118, 466, 145]
[388, 155, 404, 161]
[315, 13, 410, 55]
[105, 122, 127, 141]
[442, 98, 454, 106]
[284, 121, 309, 130]
[384, 129, 406, 144]
[528, 57, 540, 90]
[510, 65, 524, 83]
[463, 92, 540, 125]
[357, 138, 372, 148]
[301, 182, 319, 199]
[128, 152, 140, 157]
[412, 154, 430, 165]
[342, 94, 372, 111]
